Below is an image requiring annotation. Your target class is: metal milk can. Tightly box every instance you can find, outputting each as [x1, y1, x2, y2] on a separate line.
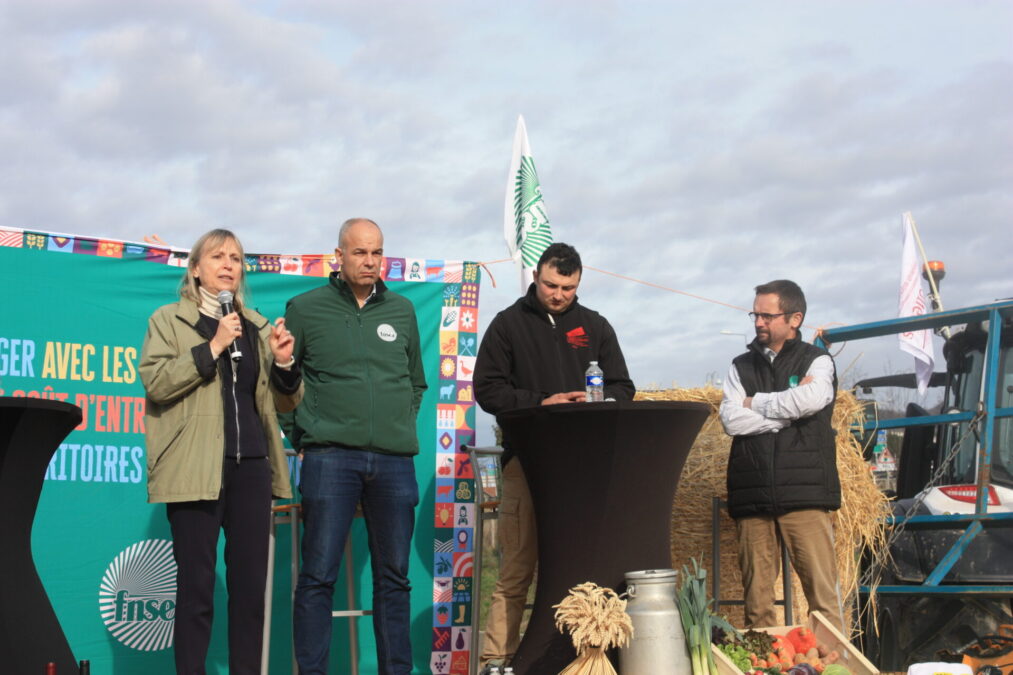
[619, 568, 692, 674]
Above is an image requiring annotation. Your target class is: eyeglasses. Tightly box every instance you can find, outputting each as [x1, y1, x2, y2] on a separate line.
[748, 312, 786, 323]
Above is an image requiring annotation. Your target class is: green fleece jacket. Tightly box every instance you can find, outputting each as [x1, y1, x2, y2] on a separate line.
[140, 296, 302, 503]
[283, 274, 427, 455]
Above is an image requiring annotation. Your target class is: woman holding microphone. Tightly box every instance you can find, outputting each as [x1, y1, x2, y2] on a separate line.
[140, 229, 302, 674]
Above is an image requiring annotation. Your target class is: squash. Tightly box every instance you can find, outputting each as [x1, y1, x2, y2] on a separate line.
[786, 626, 818, 654]
[772, 635, 797, 661]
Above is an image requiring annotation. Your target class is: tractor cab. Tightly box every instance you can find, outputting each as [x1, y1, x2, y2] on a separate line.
[818, 301, 1013, 670]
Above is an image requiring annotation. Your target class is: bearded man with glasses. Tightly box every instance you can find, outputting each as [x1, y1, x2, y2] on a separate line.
[718, 279, 846, 634]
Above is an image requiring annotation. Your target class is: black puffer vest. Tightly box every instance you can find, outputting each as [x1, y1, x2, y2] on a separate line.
[726, 337, 840, 518]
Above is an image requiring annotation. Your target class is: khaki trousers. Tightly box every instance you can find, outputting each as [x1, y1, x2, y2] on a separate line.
[735, 509, 845, 633]
[481, 459, 537, 665]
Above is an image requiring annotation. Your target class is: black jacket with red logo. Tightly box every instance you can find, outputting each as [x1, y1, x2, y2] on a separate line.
[474, 283, 635, 462]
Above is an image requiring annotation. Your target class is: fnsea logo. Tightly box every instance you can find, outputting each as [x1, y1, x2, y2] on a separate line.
[377, 323, 398, 342]
[99, 539, 177, 651]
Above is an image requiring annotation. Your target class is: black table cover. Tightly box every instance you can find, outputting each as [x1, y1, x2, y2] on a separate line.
[0, 397, 83, 673]
[499, 399, 709, 675]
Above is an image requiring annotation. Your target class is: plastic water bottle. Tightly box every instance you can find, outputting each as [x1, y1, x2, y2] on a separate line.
[489, 667, 501, 675]
[585, 361, 604, 402]
[503, 668, 514, 675]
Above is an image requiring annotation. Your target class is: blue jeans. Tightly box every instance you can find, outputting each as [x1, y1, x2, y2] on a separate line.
[293, 447, 418, 675]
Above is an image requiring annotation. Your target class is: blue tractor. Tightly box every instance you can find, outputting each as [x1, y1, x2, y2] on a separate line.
[818, 299, 1013, 670]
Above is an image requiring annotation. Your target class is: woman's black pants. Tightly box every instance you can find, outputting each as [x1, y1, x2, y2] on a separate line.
[167, 457, 273, 675]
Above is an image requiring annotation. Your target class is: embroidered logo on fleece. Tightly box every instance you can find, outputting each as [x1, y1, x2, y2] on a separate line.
[566, 326, 589, 349]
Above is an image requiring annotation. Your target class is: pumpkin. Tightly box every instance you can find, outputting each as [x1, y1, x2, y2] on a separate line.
[772, 634, 797, 660]
[786, 626, 818, 653]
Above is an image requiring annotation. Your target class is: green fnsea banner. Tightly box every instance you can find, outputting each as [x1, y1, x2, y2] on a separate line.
[0, 229, 482, 674]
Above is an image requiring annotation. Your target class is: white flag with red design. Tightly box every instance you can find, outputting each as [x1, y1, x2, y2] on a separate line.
[898, 212, 935, 394]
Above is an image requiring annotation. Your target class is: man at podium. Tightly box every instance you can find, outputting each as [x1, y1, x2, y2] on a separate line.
[472, 242, 635, 673]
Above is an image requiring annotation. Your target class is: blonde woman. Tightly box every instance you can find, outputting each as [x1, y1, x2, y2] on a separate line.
[140, 229, 302, 674]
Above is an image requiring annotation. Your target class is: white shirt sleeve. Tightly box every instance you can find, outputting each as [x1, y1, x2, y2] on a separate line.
[719, 362, 790, 436]
[750, 354, 835, 420]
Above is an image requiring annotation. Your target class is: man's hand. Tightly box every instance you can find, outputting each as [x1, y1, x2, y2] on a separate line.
[742, 375, 814, 410]
[542, 391, 586, 405]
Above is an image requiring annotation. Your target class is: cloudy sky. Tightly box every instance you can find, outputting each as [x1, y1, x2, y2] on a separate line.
[3, 1, 1011, 430]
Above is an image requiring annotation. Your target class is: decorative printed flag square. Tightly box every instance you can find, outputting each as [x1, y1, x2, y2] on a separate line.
[72, 236, 99, 254]
[451, 626, 472, 654]
[458, 307, 477, 333]
[460, 282, 479, 307]
[146, 248, 170, 264]
[434, 502, 455, 529]
[451, 601, 471, 627]
[433, 577, 453, 603]
[433, 529, 454, 553]
[452, 578, 473, 603]
[440, 306, 460, 331]
[437, 404, 455, 430]
[98, 240, 124, 258]
[257, 255, 281, 273]
[442, 284, 460, 306]
[443, 262, 463, 283]
[404, 258, 425, 281]
[326, 254, 340, 274]
[455, 382, 473, 403]
[123, 244, 147, 258]
[47, 236, 73, 253]
[435, 452, 455, 479]
[454, 503, 476, 529]
[280, 256, 302, 275]
[385, 257, 405, 280]
[452, 505, 472, 531]
[0, 228, 24, 247]
[439, 332, 458, 358]
[452, 527, 473, 553]
[456, 334, 477, 358]
[463, 262, 480, 284]
[454, 478, 474, 502]
[450, 650, 469, 675]
[435, 484, 456, 507]
[432, 627, 452, 652]
[454, 453, 474, 479]
[426, 260, 444, 281]
[433, 602, 453, 628]
[452, 552, 474, 578]
[301, 255, 327, 277]
[456, 430, 476, 450]
[457, 404, 475, 431]
[168, 251, 189, 268]
[433, 552, 454, 579]
[439, 356, 457, 380]
[25, 232, 48, 250]
[456, 356, 475, 381]
[435, 478, 455, 503]
[430, 651, 451, 674]
[438, 431, 455, 452]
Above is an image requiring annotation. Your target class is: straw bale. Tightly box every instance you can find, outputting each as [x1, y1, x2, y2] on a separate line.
[636, 386, 889, 637]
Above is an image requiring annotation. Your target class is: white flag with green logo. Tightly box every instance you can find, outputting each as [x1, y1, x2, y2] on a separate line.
[504, 115, 554, 291]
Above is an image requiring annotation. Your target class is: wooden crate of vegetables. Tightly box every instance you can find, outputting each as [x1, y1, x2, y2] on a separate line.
[711, 611, 878, 675]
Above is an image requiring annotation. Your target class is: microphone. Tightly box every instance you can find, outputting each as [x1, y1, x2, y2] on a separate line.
[217, 290, 243, 361]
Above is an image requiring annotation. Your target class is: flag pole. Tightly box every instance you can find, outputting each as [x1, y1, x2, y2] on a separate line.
[905, 212, 950, 338]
